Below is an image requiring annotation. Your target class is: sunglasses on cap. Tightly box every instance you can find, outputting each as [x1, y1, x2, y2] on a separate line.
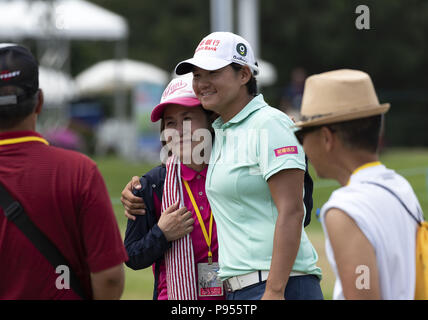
[294, 125, 336, 145]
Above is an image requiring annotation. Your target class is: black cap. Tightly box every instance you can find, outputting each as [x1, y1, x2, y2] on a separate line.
[0, 44, 39, 106]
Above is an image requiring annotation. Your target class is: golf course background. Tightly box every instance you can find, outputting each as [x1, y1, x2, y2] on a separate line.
[95, 148, 428, 300]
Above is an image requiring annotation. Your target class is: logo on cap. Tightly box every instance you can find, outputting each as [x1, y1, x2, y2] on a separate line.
[162, 79, 188, 100]
[0, 70, 21, 81]
[195, 39, 221, 53]
[236, 43, 247, 56]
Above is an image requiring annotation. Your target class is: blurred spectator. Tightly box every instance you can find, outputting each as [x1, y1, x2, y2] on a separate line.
[280, 67, 307, 119]
[294, 69, 423, 300]
[43, 126, 84, 151]
[0, 44, 128, 299]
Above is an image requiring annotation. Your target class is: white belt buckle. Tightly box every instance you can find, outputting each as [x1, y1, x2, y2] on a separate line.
[225, 276, 241, 292]
[225, 271, 267, 293]
[224, 270, 305, 293]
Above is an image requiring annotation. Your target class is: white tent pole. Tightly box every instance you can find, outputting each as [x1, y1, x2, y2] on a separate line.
[210, 0, 233, 32]
[114, 38, 128, 119]
[237, 0, 259, 58]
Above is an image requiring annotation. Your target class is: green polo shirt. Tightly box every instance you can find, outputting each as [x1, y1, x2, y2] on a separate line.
[206, 94, 322, 281]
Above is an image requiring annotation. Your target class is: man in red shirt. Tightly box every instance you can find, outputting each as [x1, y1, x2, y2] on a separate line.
[0, 44, 128, 299]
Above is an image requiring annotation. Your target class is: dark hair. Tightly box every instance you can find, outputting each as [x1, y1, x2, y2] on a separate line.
[0, 86, 39, 129]
[230, 63, 258, 96]
[328, 115, 383, 153]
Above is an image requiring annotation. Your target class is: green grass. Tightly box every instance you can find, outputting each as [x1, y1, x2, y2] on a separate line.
[94, 148, 428, 300]
[94, 156, 155, 300]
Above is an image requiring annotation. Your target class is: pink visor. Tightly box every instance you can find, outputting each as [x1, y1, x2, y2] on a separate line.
[151, 96, 201, 122]
[151, 75, 201, 122]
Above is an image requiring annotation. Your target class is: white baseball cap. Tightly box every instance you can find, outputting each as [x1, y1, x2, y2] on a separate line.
[175, 32, 259, 76]
[151, 74, 201, 122]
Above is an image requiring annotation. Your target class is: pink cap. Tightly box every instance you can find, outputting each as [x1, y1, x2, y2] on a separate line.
[151, 74, 201, 122]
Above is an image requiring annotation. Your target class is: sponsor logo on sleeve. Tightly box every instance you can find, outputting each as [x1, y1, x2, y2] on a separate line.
[274, 146, 298, 157]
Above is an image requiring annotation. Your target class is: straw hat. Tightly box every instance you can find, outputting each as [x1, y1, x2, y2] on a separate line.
[294, 69, 390, 128]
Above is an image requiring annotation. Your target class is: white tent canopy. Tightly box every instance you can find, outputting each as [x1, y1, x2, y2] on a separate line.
[0, 0, 129, 118]
[0, 0, 128, 41]
[256, 59, 277, 87]
[75, 59, 170, 96]
[39, 67, 76, 107]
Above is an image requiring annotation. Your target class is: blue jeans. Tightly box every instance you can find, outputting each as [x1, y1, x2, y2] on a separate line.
[226, 275, 324, 300]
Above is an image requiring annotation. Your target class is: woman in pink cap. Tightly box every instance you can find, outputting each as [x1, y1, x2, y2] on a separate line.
[123, 75, 224, 300]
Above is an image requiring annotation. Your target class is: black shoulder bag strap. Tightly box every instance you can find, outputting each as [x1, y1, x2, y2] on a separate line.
[303, 155, 313, 227]
[0, 182, 88, 299]
[361, 181, 422, 225]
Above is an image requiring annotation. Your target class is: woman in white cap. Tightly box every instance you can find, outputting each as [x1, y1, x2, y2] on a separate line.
[123, 75, 225, 300]
[172, 32, 323, 300]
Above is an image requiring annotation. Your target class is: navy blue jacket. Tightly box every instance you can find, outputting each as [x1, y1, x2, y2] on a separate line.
[124, 165, 168, 300]
[123, 159, 313, 299]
